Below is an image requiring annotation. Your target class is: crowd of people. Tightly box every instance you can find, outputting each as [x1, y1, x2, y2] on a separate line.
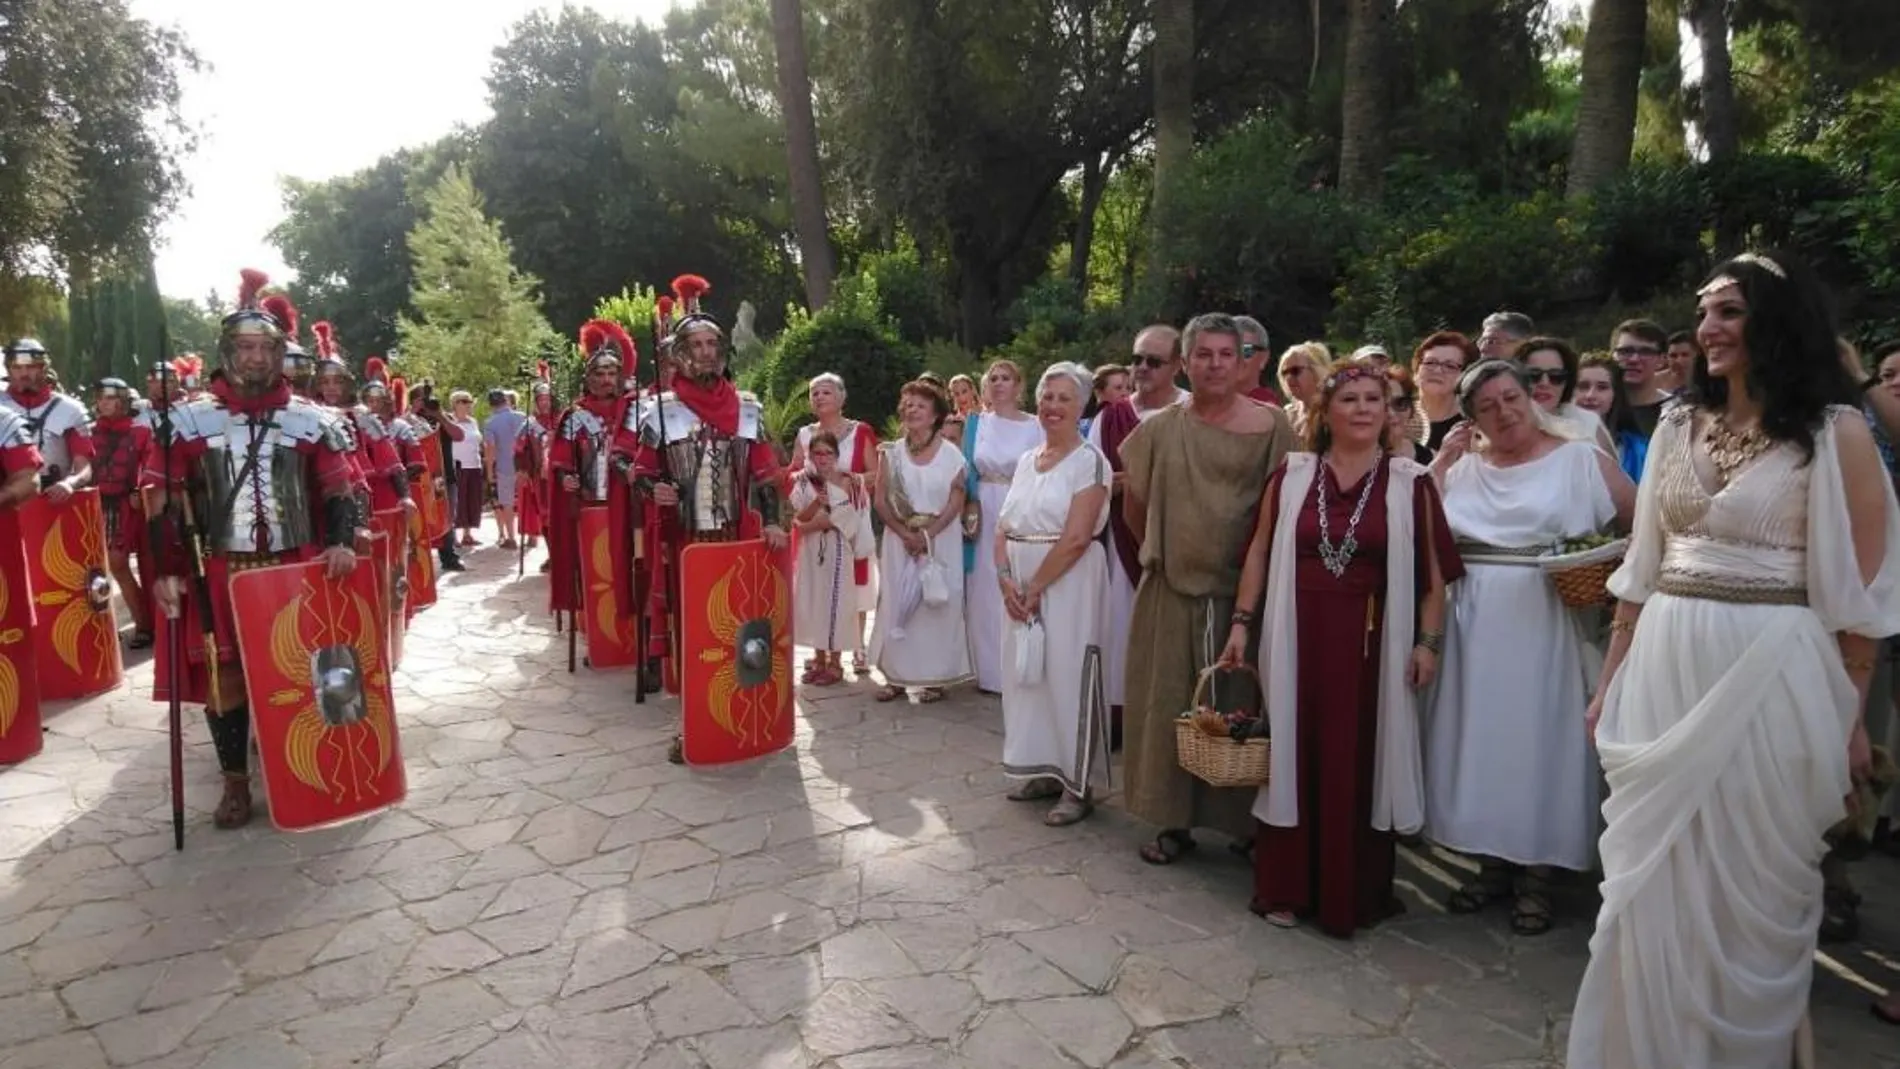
[4, 249, 1900, 1065]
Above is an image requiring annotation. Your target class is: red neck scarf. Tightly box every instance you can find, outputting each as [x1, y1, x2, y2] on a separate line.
[671, 374, 740, 436]
[7, 386, 50, 408]
[579, 393, 620, 423]
[93, 414, 133, 433]
[211, 378, 292, 415]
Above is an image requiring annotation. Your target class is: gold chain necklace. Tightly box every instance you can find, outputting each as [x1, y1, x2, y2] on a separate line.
[904, 432, 937, 457]
[1703, 413, 1773, 485]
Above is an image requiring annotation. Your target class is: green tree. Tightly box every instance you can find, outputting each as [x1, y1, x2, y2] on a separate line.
[271, 138, 469, 359]
[162, 295, 222, 357]
[397, 167, 561, 394]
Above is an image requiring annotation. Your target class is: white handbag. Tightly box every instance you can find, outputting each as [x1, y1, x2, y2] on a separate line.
[1014, 617, 1046, 686]
[919, 556, 950, 607]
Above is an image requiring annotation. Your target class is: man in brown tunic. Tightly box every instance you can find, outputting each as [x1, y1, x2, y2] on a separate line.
[1119, 312, 1296, 864]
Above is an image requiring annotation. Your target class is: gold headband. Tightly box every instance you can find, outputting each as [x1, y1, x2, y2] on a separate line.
[1699, 253, 1786, 295]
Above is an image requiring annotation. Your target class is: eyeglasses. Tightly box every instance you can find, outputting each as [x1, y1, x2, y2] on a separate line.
[1417, 359, 1463, 372]
[1525, 368, 1569, 386]
[1132, 354, 1171, 369]
[1241, 343, 1264, 359]
[1613, 345, 1662, 360]
[1388, 396, 1415, 412]
[1282, 365, 1310, 377]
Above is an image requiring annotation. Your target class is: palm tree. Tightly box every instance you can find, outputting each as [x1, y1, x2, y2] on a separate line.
[771, 0, 836, 310]
[1339, 0, 1394, 199]
[1151, 0, 1195, 252]
[1567, 0, 1649, 197]
[1685, 0, 1738, 162]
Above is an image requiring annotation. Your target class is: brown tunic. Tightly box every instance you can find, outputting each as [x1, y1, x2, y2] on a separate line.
[1118, 403, 1294, 839]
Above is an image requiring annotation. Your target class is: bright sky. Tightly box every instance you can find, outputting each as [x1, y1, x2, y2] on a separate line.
[133, 0, 687, 303]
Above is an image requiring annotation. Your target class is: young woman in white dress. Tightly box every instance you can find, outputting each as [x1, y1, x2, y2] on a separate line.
[1568, 252, 1900, 1069]
[962, 360, 1044, 693]
[790, 431, 867, 687]
[1424, 360, 1635, 936]
[996, 363, 1113, 826]
[868, 380, 972, 702]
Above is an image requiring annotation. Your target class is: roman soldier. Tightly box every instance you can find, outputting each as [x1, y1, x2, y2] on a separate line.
[139, 268, 367, 829]
[310, 322, 377, 539]
[91, 377, 154, 648]
[620, 275, 789, 765]
[0, 404, 44, 764]
[267, 286, 315, 398]
[384, 375, 440, 616]
[548, 321, 641, 670]
[515, 361, 555, 562]
[2, 337, 94, 498]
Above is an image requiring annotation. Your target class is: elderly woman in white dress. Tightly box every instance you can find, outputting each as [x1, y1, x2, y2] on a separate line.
[790, 430, 868, 687]
[963, 359, 1045, 693]
[868, 379, 972, 702]
[1425, 360, 1636, 936]
[996, 363, 1113, 826]
[1568, 252, 1900, 1069]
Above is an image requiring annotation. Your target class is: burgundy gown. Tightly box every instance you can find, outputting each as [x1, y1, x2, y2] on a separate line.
[1252, 457, 1462, 938]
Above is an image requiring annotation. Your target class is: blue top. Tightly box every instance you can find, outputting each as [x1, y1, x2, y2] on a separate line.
[483, 408, 527, 483]
[1615, 428, 1648, 485]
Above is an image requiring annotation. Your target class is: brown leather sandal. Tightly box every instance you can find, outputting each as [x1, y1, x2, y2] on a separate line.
[213, 775, 253, 829]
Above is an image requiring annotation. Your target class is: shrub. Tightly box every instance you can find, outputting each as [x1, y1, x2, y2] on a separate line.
[757, 278, 922, 427]
[835, 245, 954, 346]
[1586, 165, 1708, 303]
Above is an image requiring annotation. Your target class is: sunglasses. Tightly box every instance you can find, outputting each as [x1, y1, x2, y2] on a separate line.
[1283, 366, 1310, 377]
[1525, 368, 1570, 385]
[1388, 396, 1415, 412]
[1613, 345, 1662, 360]
[1132, 354, 1171, 369]
[1241, 343, 1264, 359]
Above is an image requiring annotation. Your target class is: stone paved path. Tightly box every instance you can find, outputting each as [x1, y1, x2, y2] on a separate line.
[3, 526, 1898, 1068]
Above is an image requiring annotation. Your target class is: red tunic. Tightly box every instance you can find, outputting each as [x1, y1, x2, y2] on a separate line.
[547, 394, 635, 618]
[514, 409, 557, 538]
[90, 415, 151, 554]
[1251, 457, 1463, 938]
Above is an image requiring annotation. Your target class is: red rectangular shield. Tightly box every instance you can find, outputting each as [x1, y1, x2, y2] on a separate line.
[679, 538, 794, 766]
[417, 443, 450, 544]
[368, 509, 406, 667]
[577, 505, 639, 669]
[20, 490, 124, 700]
[406, 508, 437, 614]
[228, 557, 407, 832]
[0, 507, 42, 764]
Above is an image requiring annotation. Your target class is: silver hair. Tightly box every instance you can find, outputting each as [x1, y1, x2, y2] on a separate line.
[1456, 359, 1525, 419]
[1037, 361, 1093, 401]
[1233, 314, 1269, 351]
[1181, 312, 1242, 358]
[807, 372, 846, 398]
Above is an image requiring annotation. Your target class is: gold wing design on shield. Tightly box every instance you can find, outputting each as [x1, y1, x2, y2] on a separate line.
[771, 566, 791, 722]
[589, 525, 620, 643]
[41, 516, 88, 674]
[0, 654, 16, 739]
[705, 567, 739, 737]
[268, 595, 332, 794]
[347, 590, 395, 775]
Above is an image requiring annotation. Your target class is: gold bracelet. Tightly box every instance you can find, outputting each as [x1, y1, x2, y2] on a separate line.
[1610, 619, 1636, 636]
[1844, 656, 1876, 673]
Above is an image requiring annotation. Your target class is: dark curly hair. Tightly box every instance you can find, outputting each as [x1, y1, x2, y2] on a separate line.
[1687, 250, 1856, 462]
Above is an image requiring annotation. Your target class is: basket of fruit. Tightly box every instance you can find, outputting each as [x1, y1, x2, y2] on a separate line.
[1174, 665, 1270, 788]
[1538, 533, 1628, 609]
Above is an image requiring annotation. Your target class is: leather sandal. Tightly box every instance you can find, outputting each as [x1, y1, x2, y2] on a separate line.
[667, 735, 684, 765]
[127, 630, 154, 650]
[1007, 778, 1063, 802]
[1044, 793, 1093, 827]
[213, 775, 253, 829]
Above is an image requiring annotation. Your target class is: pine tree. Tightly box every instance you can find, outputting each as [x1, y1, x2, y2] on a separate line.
[397, 166, 559, 395]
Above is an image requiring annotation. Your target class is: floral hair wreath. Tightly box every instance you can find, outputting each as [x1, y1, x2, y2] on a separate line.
[1321, 363, 1382, 393]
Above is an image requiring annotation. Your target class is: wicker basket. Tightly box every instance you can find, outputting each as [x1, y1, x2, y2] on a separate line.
[1538, 538, 1628, 609]
[1174, 665, 1270, 789]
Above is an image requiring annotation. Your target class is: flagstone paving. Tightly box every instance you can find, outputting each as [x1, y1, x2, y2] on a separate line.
[4, 528, 1899, 1068]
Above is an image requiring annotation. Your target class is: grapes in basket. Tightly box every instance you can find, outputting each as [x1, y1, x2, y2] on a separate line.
[1194, 709, 1266, 742]
[1558, 532, 1617, 554]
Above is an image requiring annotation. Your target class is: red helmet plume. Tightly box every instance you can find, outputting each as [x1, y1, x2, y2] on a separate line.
[578, 318, 636, 370]
[260, 294, 300, 341]
[236, 268, 270, 310]
[390, 375, 410, 413]
[171, 354, 204, 387]
[363, 356, 388, 383]
[670, 275, 710, 314]
[311, 321, 338, 359]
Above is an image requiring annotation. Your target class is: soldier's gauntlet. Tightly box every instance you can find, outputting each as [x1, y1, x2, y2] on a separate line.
[752, 481, 783, 529]
[322, 495, 357, 548]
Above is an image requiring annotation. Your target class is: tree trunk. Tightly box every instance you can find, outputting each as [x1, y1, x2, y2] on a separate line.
[1068, 153, 1109, 298]
[1687, 0, 1738, 163]
[1566, 0, 1649, 197]
[770, 0, 835, 311]
[1338, 0, 1392, 199]
[957, 253, 997, 352]
[1151, 0, 1195, 256]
